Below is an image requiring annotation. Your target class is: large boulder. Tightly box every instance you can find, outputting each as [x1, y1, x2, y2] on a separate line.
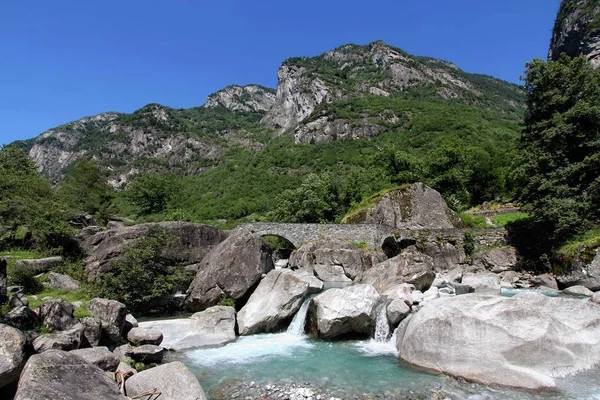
[471, 247, 518, 273]
[397, 292, 600, 389]
[288, 238, 372, 280]
[5, 306, 40, 331]
[87, 298, 127, 344]
[344, 183, 461, 229]
[127, 327, 163, 346]
[33, 323, 85, 353]
[38, 299, 76, 331]
[306, 284, 381, 339]
[461, 272, 501, 295]
[557, 247, 600, 291]
[78, 221, 228, 279]
[13, 350, 124, 400]
[80, 317, 103, 347]
[0, 324, 27, 388]
[185, 233, 274, 312]
[361, 250, 435, 293]
[15, 257, 63, 273]
[125, 361, 206, 400]
[70, 347, 120, 371]
[237, 270, 309, 335]
[139, 306, 236, 351]
[46, 272, 80, 292]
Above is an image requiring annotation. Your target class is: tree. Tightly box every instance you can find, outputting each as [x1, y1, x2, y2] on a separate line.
[58, 160, 115, 219]
[124, 172, 180, 216]
[518, 56, 600, 244]
[0, 146, 73, 252]
[272, 173, 341, 223]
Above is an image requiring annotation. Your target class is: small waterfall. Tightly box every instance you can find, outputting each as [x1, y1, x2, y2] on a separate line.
[287, 298, 311, 335]
[374, 305, 390, 342]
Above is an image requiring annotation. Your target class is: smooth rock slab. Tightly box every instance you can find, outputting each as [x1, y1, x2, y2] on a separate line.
[125, 361, 206, 400]
[127, 327, 163, 346]
[0, 324, 27, 388]
[397, 292, 600, 389]
[70, 347, 120, 371]
[238, 270, 309, 335]
[13, 350, 124, 400]
[139, 306, 236, 351]
[307, 284, 381, 339]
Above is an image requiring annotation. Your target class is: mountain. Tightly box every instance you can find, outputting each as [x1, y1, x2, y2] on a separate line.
[16, 41, 524, 187]
[550, 0, 600, 67]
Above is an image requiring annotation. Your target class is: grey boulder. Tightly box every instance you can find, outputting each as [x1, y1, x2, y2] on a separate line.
[46, 272, 80, 292]
[185, 233, 273, 312]
[563, 285, 594, 296]
[386, 299, 411, 326]
[237, 270, 309, 335]
[556, 247, 600, 291]
[293, 270, 324, 293]
[13, 350, 124, 400]
[127, 327, 163, 346]
[5, 306, 40, 331]
[0, 324, 27, 388]
[87, 298, 128, 343]
[306, 284, 381, 339]
[461, 272, 501, 295]
[139, 306, 236, 351]
[471, 247, 518, 273]
[288, 237, 372, 280]
[38, 299, 76, 331]
[33, 323, 85, 353]
[80, 317, 103, 347]
[361, 250, 435, 292]
[15, 256, 63, 273]
[397, 292, 600, 389]
[531, 274, 559, 290]
[70, 347, 120, 371]
[125, 361, 206, 400]
[8, 293, 28, 309]
[125, 345, 167, 363]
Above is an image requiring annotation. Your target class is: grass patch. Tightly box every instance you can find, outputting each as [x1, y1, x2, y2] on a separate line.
[349, 240, 369, 250]
[459, 213, 488, 228]
[341, 184, 411, 224]
[556, 229, 600, 259]
[491, 212, 529, 226]
[27, 288, 91, 310]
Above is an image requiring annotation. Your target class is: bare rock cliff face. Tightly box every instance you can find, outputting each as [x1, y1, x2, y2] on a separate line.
[262, 41, 520, 143]
[549, 0, 600, 68]
[204, 84, 276, 113]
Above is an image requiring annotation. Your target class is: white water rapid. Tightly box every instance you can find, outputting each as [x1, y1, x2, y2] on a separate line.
[287, 297, 311, 335]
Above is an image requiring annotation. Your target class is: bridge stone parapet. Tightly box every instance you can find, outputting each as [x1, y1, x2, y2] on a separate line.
[233, 222, 507, 252]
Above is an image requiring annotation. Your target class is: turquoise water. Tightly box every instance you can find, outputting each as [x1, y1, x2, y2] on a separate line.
[182, 332, 444, 399]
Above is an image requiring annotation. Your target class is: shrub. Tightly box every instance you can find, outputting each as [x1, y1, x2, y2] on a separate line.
[217, 294, 235, 308]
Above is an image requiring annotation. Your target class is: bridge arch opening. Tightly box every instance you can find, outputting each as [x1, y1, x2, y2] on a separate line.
[261, 234, 297, 265]
[381, 236, 416, 258]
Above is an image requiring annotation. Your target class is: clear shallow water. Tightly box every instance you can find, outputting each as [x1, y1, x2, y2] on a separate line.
[182, 332, 444, 398]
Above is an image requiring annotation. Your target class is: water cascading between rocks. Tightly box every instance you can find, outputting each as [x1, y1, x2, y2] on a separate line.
[374, 305, 390, 342]
[287, 297, 312, 335]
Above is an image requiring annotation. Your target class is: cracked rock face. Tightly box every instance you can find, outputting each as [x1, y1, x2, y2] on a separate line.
[204, 84, 276, 113]
[549, 0, 600, 68]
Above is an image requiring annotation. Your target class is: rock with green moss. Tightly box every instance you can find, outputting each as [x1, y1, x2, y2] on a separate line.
[345, 183, 461, 230]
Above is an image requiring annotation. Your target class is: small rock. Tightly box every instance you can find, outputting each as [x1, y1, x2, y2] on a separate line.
[531, 274, 559, 290]
[411, 290, 424, 304]
[127, 327, 163, 346]
[386, 299, 411, 326]
[33, 323, 85, 353]
[563, 285, 594, 297]
[70, 347, 120, 371]
[591, 292, 600, 304]
[116, 361, 136, 375]
[125, 344, 167, 363]
[46, 272, 80, 292]
[80, 317, 102, 347]
[8, 293, 28, 309]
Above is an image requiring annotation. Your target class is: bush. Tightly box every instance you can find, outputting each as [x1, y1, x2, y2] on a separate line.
[463, 232, 475, 258]
[217, 294, 235, 308]
[10, 267, 43, 294]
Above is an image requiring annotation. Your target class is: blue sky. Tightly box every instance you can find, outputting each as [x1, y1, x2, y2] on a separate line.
[0, 0, 561, 143]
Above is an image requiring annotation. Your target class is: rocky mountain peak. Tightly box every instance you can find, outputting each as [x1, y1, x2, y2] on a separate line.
[549, 0, 600, 68]
[203, 84, 276, 113]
